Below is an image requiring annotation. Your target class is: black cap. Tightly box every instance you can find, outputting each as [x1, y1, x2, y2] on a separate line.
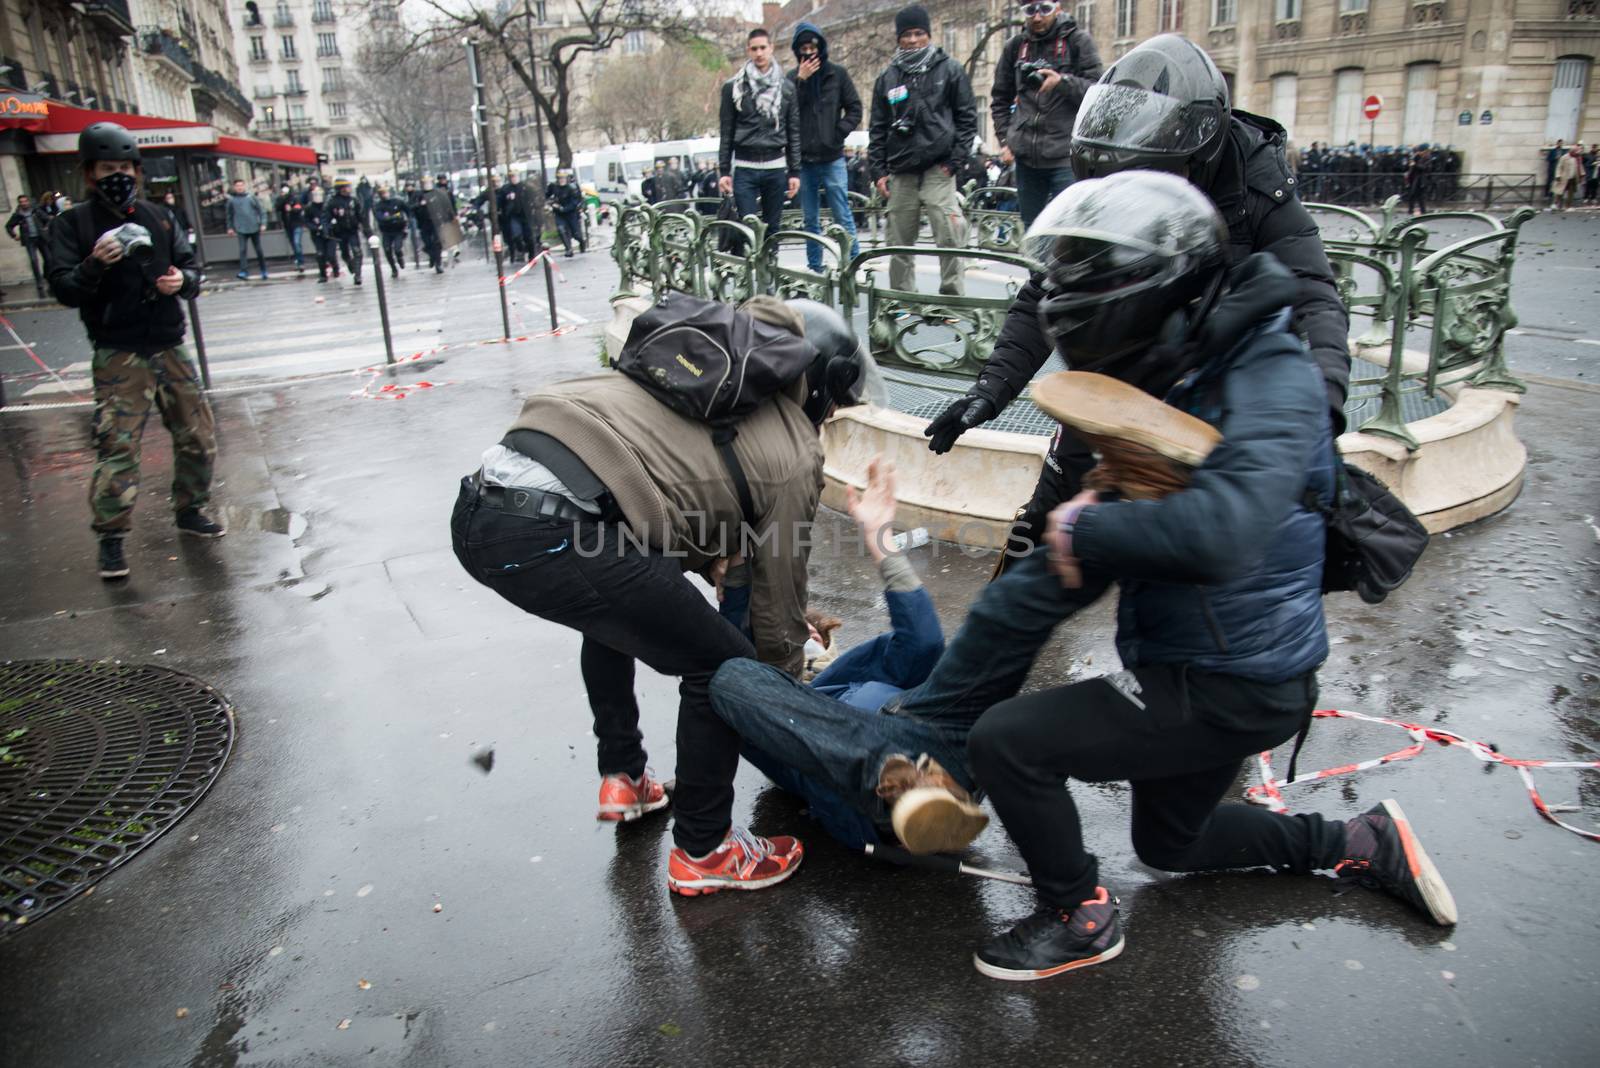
[79, 122, 141, 163]
[894, 5, 931, 37]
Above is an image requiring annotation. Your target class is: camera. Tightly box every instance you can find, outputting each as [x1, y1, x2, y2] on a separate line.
[1019, 60, 1053, 89]
[110, 222, 154, 263]
[891, 117, 914, 137]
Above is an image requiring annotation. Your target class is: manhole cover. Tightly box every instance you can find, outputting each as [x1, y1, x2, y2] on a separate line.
[0, 660, 235, 934]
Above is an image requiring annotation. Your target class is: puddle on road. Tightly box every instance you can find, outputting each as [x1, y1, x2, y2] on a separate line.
[214, 505, 309, 542]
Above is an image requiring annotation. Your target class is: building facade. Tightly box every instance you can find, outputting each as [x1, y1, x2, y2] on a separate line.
[772, 0, 1600, 175]
[235, 0, 389, 179]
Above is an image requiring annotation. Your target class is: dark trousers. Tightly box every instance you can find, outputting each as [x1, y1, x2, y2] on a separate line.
[381, 230, 406, 272]
[420, 229, 442, 270]
[1406, 184, 1427, 215]
[335, 233, 362, 279]
[733, 166, 787, 240]
[1013, 160, 1075, 229]
[554, 211, 584, 253]
[236, 232, 267, 276]
[22, 238, 47, 292]
[969, 664, 1346, 909]
[449, 478, 755, 854]
[993, 426, 1097, 576]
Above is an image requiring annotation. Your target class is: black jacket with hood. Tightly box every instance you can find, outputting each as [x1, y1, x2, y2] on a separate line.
[868, 47, 978, 179]
[990, 15, 1103, 169]
[787, 23, 863, 165]
[974, 111, 1351, 431]
[47, 196, 201, 354]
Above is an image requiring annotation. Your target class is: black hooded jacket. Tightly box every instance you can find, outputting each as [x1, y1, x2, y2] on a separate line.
[974, 111, 1351, 431]
[788, 23, 863, 164]
[47, 196, 201, 353]
[990, 15, 1103, 169]
[868, 47, 978, 179]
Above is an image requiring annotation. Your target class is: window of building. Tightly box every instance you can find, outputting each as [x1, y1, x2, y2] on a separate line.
[317, 33, 338, 57]
[1159, 0, 1182, 31]
[1212, 0, 1235, 24]
[622, 31, 646, 55]
[289, 103, 306, 122]
[275, 2, 291, 24]
[1402, 62, 1439, 147]
[1332, 67, 1364, 144]
[334, 136, 354, 161]
[1546, 56, 1591, 143]
[322, 67, 342, 91]
[1075, 2, 1096, 31]
[249, 36, 267, 61]
[1116, 0, 1137, 37]
[285, 69, 302, 93]
[329, 100, 347, 119]
[313, 1, 335, 21]
[281, 35, 297, 60]
[535, 0, 548, 23]
[1275, 0, 1299, 19]
[1339, 0, 1367, 11]
[1270, 72, 1298, 142]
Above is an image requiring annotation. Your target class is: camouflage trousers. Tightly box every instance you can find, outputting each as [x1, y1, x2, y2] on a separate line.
[90, 346, 217, 534]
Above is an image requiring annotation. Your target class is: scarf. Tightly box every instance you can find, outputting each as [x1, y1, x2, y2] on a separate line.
[733, 60, 785, 130]
[893, 45, 938, 75]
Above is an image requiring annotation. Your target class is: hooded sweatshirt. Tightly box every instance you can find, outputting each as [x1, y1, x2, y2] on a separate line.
[989, 14, 1103, 169]
[787, 23, 864, 165]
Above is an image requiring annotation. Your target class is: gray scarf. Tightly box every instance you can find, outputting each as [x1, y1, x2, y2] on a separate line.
[893, 45, 939, 75]
[733, 59, 785, 129]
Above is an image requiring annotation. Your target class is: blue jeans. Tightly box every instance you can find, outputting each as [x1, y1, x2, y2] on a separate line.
[799, 157, 860, 272]
[710, 550, 1110, 849]
[1014, 161, 1075, 229]
[285, 225, 304, 267]
[732, 166, 788, 240]
[236, 232, 266, 276]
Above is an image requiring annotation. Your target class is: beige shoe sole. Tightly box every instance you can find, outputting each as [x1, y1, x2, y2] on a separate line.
[892, 787, 990, 855]
[1031, 371, 1221, 467]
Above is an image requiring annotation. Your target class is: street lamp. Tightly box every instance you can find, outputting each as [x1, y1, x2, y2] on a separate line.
[263, 103, 276, 133]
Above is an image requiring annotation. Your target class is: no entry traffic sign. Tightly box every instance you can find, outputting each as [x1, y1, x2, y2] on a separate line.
[1363, 94, 1383, 121]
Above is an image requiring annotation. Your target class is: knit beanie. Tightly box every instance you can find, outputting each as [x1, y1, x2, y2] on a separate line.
[894, 4, 931, 37]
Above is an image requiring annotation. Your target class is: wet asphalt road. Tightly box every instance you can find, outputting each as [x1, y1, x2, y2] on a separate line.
[0, 217, 1598, 1066]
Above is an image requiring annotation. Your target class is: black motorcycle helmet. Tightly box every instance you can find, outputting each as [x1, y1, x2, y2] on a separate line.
[1070, 35, 1230, 186]
[79, 122, 141, 163]
[1021, 171, 1227, 394]
[787, 299, 884, 424]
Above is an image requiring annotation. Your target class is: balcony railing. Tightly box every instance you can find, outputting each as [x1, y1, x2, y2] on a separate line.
[312, 8, 337, 24]
[282, 86, 308, 97]
[320, 82, 346, 94]
[274, 14, 295, 28]
[140, 28, 196, 79]
[316, 47, 340, 58]
[252, 86, 277, 99]
[192, 61, 254, 120]
[83, 0, 135, 36]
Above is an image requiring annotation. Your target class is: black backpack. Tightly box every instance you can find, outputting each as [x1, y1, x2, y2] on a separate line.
[612, 292, 815, 523]
[1309, 463, 1430, 605]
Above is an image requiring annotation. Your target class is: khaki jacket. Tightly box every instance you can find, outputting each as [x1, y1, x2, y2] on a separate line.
[508, 373, 823, 675]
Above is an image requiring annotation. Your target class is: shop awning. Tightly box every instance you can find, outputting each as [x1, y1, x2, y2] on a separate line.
[10, 101, 315, 165]
[215, 135, 318, 166]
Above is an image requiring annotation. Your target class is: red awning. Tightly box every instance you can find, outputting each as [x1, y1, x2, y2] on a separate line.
[40, 102, 209, 134]
[215, 135, 318, 166]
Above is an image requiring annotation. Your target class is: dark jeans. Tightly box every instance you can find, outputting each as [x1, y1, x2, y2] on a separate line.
[733, 166, 787, 239]
[449, 477, 755, 854]
[22, 238, 47, 291]
[969, 664, 1345, 909]
[285, 224, 305, 267]
[1014, 160, 1075, 229]
[236, 232, 266, 276]
[711, 550, 1108, 847]
[381, 230, 406, 272]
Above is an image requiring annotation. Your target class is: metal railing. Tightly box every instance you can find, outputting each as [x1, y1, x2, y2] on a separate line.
[1293, 171, 1538, 208]
[139, 29, 195, 78]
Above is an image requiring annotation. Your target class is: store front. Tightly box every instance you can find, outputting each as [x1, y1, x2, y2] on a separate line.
[1, 96, 319, 271]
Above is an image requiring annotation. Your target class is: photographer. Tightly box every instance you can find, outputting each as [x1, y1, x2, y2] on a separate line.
[989, 0, 1103, 226]
[867, 4, 978, 296]
[46, 122, 223, 581]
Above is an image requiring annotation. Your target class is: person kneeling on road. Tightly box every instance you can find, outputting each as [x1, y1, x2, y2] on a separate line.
[450, 296, 870, 896]
[957, 172, 1455, 983]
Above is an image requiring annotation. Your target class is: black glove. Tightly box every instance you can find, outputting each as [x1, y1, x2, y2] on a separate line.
[924, 393, 998, 454]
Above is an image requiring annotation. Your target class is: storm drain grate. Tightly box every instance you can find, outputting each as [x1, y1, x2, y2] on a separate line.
[0, 660, 235, 934]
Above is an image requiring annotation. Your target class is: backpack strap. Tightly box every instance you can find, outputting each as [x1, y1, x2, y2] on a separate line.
[711, 425, 758, 529]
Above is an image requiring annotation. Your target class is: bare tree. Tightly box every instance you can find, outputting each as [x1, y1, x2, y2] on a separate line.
[419, 0, 726, 168]
[351, 20, 475, 179]
[587, 44, 729, 144]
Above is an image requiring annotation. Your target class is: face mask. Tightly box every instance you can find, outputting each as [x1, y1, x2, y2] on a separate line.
[95, 171, 137, 211]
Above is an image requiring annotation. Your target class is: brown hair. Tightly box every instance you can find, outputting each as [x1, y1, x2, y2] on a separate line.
[805, 609, 843, 649]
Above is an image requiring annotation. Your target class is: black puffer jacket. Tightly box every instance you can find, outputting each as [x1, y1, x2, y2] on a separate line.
[868, 47, 978, 179]
[990, 16, 1103, 169]
[788, 23, 863, 164]
[46, 197, 201, 354]
[975, 111, 1351, 431]
[718, 68, 801, 177]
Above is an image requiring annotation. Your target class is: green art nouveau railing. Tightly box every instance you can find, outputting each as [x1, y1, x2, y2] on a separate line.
[611, 194, 1534, 449]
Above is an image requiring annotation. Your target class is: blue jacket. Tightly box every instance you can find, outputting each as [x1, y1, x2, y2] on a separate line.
[1071, 254, 1336, 683]
[811, 586, 944, 710]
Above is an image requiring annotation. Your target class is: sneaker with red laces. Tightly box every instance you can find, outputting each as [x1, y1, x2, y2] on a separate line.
[1335, 798, 1458, 926]
[666, 825, 803, 897]
[973, 887, 1125, 981]
[596, 770, 670, 822]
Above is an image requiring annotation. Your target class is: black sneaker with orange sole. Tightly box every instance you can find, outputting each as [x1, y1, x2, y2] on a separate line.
[974, 887, 1125, 981]
[1336, 798, 1458, 926]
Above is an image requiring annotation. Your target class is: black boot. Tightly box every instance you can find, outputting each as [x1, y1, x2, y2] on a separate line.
[98, 536, 130, 580]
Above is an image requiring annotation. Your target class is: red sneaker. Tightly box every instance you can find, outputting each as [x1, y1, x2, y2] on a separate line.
[667, 825, 804, 897]
[596, 770, 670, 822]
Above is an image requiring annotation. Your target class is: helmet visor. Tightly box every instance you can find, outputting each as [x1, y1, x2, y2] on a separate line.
[1073, 83, 1223, 157]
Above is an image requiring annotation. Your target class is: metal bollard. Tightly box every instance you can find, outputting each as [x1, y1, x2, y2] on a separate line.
[367, 233, 396, 365]
[541, 247, 559, 332]
[187, 294, 213, 389]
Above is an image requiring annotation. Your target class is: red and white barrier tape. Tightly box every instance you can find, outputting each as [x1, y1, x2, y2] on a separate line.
[347, 325, 574, 400]
[1247, 708, 1600, 842]
[499, 247, 566, 288]
[0, 313, 89, 403]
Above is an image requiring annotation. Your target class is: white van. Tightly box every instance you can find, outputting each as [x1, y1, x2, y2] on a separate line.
[593, 143, 658, 197]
